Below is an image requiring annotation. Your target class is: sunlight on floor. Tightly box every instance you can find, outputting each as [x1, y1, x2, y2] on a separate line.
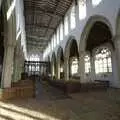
[0, 101, 60, 120]
[92, 0, 103, 7]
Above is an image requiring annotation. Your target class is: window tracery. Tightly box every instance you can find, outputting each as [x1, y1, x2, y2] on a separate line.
[64, 15, 69, 35]
[79, 0, 86, 20]
[70, 57, 78, 75]
[84, 54, 91, 74]
[94, 47, 112, 74]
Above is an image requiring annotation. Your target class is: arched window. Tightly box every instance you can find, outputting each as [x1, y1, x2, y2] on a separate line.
[92, 0, 102, 7]
[64, 15, 69, 35]
[79, 0, 86, 20]
[95, 47, 112, 74]
[70, 4, 76, 29]
[60, 23, 63, 41]
[84, 55, 91, 73]
[36, 66, 39, 71]
[70, 57, 78, 75]
[56, 28, 60, 45]
[29, 54, 40, 61]
[29, 66, 31, 71]
[51, 38, 54, 50]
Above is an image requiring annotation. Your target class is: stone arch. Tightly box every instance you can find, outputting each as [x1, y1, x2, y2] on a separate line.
[79, 15, 113, 52]
[64, 36, 78, 58]
[56, 46, 64, 79]
[78, 15, 117, 86]
[51, 52, 56, 79]
[64, 36, 79, 81]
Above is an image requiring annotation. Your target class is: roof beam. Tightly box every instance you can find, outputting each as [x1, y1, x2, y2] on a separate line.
[27, 45, 44, 50]
[27, 41, 48, 46]
[24, 6, 64, 17]
[26, 24, 55, 30]
[26, 35, 49, 41]
[24, 0, 74, 53]
[27, 41, 48, 44]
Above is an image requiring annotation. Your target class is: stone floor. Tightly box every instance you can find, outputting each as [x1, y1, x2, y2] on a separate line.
[0, 80, 120, 120]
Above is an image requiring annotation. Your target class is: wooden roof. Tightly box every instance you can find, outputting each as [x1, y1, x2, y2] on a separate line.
[24, 0, 74, 54]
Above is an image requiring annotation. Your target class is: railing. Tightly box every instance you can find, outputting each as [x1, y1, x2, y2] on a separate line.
[24, 61, 50, 77]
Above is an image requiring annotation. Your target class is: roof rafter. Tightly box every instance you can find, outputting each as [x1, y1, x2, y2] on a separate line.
[24, 0, 74, 53]
[26, 24, 55, 30]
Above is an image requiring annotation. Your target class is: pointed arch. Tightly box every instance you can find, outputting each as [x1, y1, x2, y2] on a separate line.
[64, 36, 79, 81]
[78, 15, 117, 86]
[79, 15, 113, 52]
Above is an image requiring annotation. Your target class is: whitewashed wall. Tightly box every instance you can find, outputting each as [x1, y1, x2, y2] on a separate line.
[44, 0, 120, 88]
[46, 0, 120, 58]
[27, 53, 43, 61]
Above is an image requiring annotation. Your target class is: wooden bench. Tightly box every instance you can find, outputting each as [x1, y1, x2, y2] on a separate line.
[0, 79, 35, 100]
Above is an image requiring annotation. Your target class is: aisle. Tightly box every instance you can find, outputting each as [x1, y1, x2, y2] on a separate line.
[0, 84, 119, 120]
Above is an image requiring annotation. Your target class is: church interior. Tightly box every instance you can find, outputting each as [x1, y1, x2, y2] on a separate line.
[0, 0, 120, 119]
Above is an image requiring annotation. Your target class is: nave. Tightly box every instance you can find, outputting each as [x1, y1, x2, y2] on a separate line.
[0, 78, 119, 120]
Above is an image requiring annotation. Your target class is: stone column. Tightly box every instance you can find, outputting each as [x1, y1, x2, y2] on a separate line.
[12, 44, 23, 83]
[1, 45, 15, 88]
[90, 54, 95, 82]
[12, 53, 18, 83]
[79, 51, 85, 83]
[64, 56, 69, 81]
[13, 53, 23, 82]
[51, 61, 54, 78]
[56, 58, 60, 79]
[77, 57, 81, 80]
[113, 35, 120, 88]
[57, 62, 60, 79]
[1, 0, 16, 88]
